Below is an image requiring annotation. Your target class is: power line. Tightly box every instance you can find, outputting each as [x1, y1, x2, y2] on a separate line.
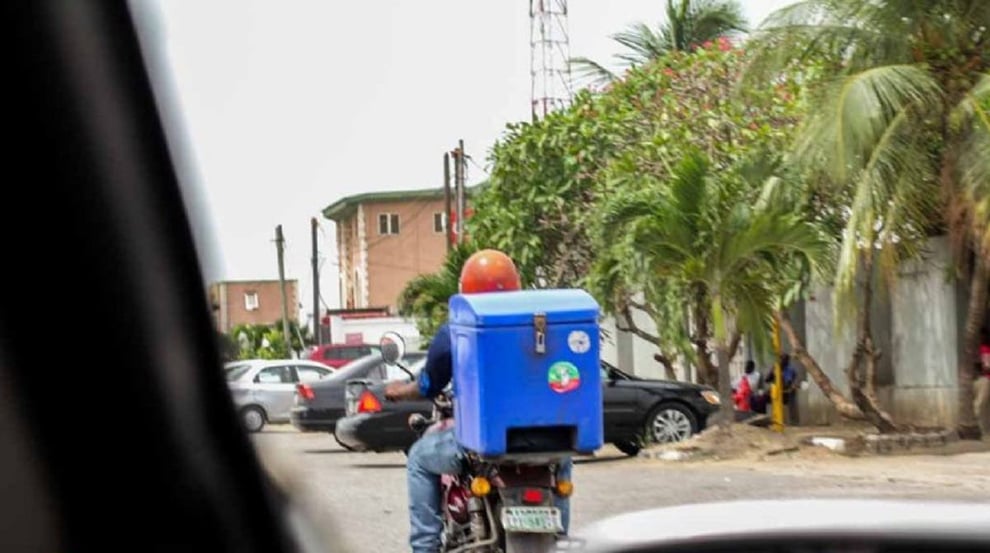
[466, 155, 489, 177]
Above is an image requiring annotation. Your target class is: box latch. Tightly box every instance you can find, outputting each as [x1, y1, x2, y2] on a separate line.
[534, 312, 547, 354]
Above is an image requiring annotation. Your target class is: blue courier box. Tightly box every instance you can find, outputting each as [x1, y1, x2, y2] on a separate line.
[448, 289, 604, 457]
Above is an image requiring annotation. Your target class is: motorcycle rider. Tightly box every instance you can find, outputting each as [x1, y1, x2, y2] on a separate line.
[385, 249, 572, 553]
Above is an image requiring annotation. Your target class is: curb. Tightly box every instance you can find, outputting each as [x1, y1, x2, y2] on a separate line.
[861, 429, 957, 454]
[638, 448, 703, 462]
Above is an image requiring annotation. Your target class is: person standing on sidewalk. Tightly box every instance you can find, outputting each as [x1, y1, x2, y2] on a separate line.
[973, 331, 990, 435]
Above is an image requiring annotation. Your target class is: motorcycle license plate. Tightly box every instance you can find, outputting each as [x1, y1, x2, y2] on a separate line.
[501, 506, 562, 534]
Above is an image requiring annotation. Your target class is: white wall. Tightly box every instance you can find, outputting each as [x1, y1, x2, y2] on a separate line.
[327, 315, 421, 351]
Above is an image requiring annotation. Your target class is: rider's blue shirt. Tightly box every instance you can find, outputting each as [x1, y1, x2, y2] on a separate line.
[417, 323, 452, 399]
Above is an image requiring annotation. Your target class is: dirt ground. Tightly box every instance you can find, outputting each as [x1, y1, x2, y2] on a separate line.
[653, 421, 990, 458]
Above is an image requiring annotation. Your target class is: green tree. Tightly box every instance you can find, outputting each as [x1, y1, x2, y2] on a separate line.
[598, 151, 825, 430]
[748, 0, 990, 437]
[228, 321, 312, 359]
[585, 40, 803, 385]
[570, 0, 747, 88]
[397, 243, 479, 346]
[469, 90, 626, 289]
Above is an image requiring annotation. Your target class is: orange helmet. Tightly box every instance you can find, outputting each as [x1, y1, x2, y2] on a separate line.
[459, 249, 522, 294]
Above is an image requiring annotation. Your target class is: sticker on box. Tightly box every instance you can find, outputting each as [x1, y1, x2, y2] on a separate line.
[548, 361, 581, 393]
[567, 330, 591, 354]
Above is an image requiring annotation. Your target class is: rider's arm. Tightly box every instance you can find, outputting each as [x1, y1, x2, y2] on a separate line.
[384, 324, 452, 401]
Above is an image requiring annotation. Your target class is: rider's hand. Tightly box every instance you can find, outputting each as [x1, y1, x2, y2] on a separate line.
[384, 381, 409, 402]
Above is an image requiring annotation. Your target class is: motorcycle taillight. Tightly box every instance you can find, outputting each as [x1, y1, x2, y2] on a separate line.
[522, 488, 544, 505]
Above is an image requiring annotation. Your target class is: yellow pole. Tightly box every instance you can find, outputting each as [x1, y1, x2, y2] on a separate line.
[771, 315, 785, 432]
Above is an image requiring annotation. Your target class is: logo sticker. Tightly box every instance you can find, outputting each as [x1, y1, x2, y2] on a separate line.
[567, 330, 591, 354]
[548, 361, 581, 393]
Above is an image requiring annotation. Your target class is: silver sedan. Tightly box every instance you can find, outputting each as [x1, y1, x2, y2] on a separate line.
[226, 359, 335, 432]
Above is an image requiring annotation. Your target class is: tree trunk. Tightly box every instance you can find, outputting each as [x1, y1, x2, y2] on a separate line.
[653, 353, 678, 381]
[617, 306, 679, 381]
[957, 251, 987, 440]
[710, 292, 734, 432]
[715, 341, 733, 431]
[777, 309, 864, 421]
[847, 251, 898, 433]
[691, 289, 718, 386]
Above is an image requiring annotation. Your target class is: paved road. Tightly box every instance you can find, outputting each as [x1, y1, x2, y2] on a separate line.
[252, 426, 990, 553]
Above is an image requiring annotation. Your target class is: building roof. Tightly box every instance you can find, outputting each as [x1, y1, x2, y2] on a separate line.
[322, 182, 487, 222]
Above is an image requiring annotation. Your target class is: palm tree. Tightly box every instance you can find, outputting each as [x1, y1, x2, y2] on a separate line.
[748, 0, 990, 437]
[571, 0, 747, 88]
[599, 151, 825, 430]
[398, 243, 479, 346]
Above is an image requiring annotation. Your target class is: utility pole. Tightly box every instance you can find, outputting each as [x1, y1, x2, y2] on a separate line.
[275, 225, 292, 357]
[311, 217, 322, 345]
[444, 152, 453, 252]
[454, 139, 466, 244]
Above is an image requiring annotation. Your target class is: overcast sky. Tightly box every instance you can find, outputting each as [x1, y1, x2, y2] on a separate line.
[142, 0, 794, 322]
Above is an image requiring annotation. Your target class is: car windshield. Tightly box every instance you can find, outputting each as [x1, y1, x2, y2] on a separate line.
[127, 0, 990, 551]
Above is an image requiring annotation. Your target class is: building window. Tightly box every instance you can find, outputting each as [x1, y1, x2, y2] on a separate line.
[378, 213, 400, 235]
[244, 291, 260, 311]
[434, 212, 447, 233]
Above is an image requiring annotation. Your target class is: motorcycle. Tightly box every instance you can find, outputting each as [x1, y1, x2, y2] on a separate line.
[380, 332, 572, 553]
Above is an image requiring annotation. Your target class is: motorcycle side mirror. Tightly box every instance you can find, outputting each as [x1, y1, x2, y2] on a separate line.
[379, 331, 406, 366]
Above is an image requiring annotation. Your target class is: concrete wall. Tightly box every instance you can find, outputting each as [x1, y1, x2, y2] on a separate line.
[599, 304, 746, 384]
[888, 239, 959, 426]
[800, 237, 962, 427]
[595, 239, 965, 428]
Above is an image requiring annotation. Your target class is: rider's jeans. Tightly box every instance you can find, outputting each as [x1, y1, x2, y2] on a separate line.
[407, 427, 572, 553]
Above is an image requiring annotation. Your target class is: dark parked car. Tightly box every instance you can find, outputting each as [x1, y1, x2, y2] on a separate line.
[289, 351, 426, 433]
[335, 360, 721, 456]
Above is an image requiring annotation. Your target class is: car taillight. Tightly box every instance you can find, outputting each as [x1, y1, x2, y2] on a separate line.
[297, 384, 315, 401]
[357, 390, 382, 413]
[522, 488, 544, 505]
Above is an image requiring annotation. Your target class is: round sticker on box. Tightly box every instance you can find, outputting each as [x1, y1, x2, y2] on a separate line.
[567, 330, 591, 354]
[548, 361, 581, 393]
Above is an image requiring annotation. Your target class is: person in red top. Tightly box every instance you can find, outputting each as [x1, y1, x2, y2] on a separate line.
[974, 332, 990, 434]
[733, 371, 752, 412]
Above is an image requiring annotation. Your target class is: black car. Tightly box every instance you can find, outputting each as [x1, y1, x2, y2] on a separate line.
[289, 351, 426, 433]
[334, 360, 721, 456]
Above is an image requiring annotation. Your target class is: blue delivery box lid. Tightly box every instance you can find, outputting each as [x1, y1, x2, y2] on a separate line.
[449, 288, 600, 327]
[449, 289, 604, 458]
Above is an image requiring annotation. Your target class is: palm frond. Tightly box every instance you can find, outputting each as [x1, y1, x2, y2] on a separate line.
[728, 277, 776, 360]
[795, 64, 941, 183]
[612, 22, 670, 63]
[569, 57, 619, 90]
[745, 0, 911, 86]
[721, 211, 826, 279]
[686, 0, 748, 41]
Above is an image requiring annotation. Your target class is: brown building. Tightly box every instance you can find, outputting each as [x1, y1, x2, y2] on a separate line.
[209, 279, 299, 333]
[323, 188, 454, 312]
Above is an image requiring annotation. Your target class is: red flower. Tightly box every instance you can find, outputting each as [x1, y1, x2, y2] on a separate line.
[663, 67, 676, 77]
[702, 40, 714, 49]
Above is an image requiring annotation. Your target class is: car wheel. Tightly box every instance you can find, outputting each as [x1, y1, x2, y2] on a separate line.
[645, 402, 698, 444]
[241, 406, 266, 433]
[613, 441, 641, 457]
